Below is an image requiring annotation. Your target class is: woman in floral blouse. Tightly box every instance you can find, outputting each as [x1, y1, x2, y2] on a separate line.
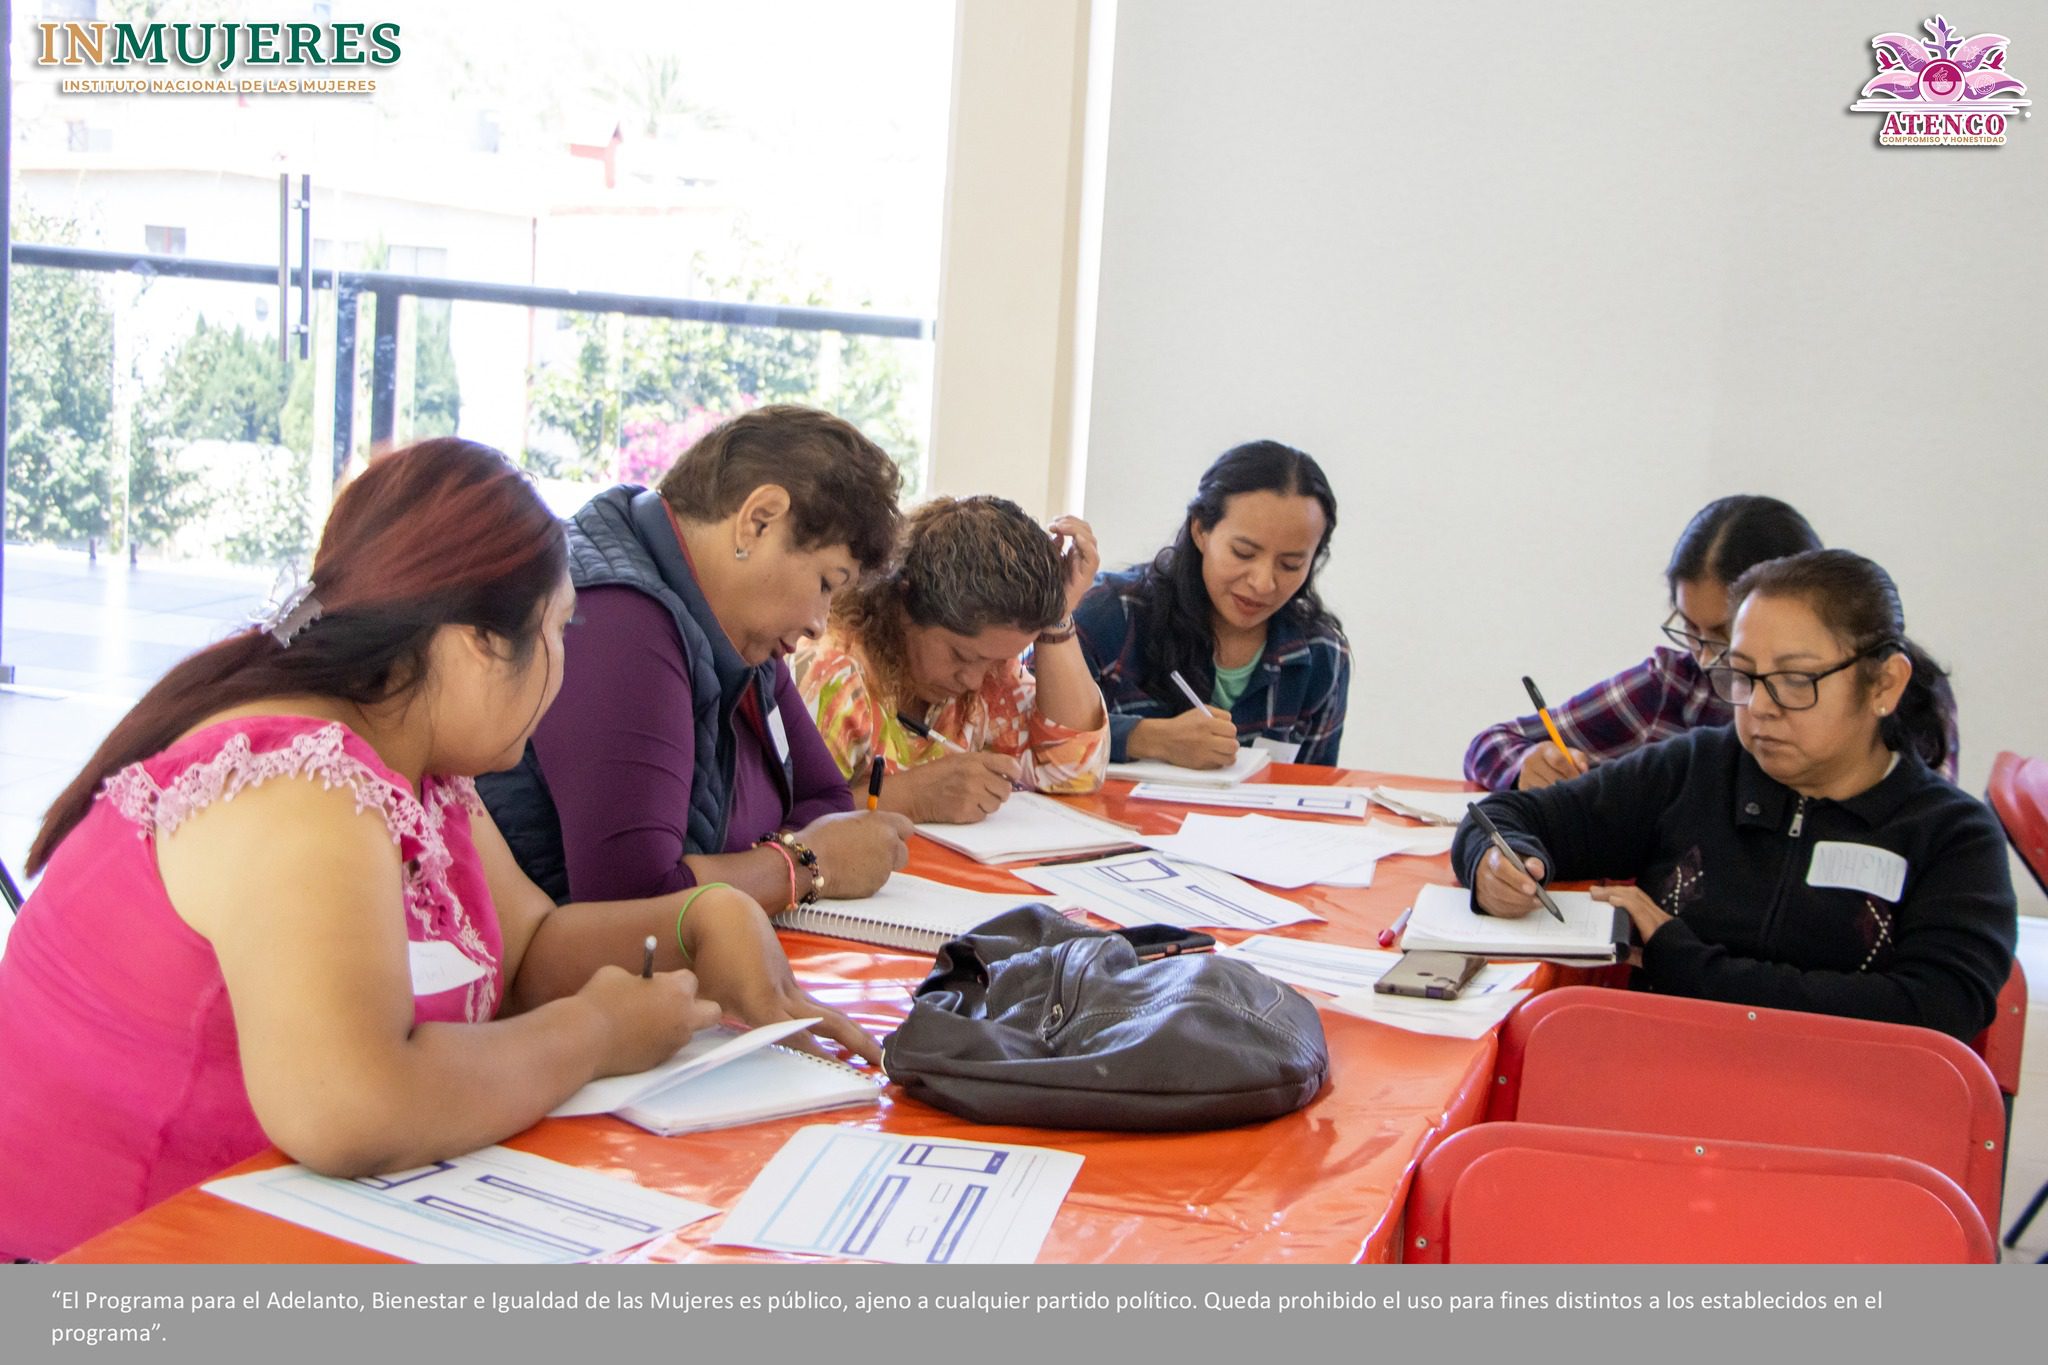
[792, 497, 1110, 824]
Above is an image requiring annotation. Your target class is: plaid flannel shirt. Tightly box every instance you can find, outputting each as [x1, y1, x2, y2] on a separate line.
[1463, 645, 1961, 790]
[1072, 566, 1352, 767]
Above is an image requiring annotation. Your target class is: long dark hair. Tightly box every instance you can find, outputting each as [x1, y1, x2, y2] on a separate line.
[1134, 440, 1339, 708]
[29, 439, 566, 872]
[1666, 494, 1821, 596]
[1728, 549, 1955, 774]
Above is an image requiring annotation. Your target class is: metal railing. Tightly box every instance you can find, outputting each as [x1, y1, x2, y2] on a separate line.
[0, 239, 934, 677]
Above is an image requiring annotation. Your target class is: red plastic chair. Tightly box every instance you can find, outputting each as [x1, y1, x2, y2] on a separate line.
[1488, 987, 2008, 1232]
[1970, 962, 2028, 1104]
[1402, 1122, 1995, 1263]
[1987, 750, 2048, 895]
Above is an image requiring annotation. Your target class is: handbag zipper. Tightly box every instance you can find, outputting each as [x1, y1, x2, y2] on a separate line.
[1040, 941, 1078, 1040]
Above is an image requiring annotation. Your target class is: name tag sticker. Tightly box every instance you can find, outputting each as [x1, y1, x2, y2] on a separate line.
[1807, 842, 1908, 902]
[767, 706, 791, 763]
[1251, 736, 1303, 763]
[409, 939, 489, 997]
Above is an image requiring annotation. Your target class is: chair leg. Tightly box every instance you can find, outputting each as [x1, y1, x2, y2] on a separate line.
[2007, 1180, 2048, 1250]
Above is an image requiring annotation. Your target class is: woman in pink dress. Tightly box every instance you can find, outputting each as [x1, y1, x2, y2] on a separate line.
[0, 439, 879, 1262]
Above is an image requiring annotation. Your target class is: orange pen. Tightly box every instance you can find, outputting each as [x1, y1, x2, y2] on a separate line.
[1522, 675, 1587, 776]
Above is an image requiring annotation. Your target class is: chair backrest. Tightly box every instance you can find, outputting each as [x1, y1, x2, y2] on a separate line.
[1988, 750, 2048, 895]
[1970, 961, 2028, 1100]
[1403, 1121, 1994, 1263]
[1489, 986, 2008, 1231]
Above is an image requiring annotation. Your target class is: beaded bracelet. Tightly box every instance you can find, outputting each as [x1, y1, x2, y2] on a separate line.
[673, 881, 731, 965]
[1036, 613, 1077, 645]
[757, 831, 825, 907]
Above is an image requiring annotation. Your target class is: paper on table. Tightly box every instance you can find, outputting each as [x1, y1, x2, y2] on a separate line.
[1366, 786, 1482, 825]
[1219, 935, 1406, 995]
[1326, 977, 1536, 1040]
[1400, 882, 1627, 961]
[714, 1126, 1082, 1264]
[1127, 782, 1373, 819]
[1012, 851, 1323, 931]
[549, 1017, 818, 1118]
[914, 791, 1139, 864]
[1106, 746, 1274, 788]
[203, 1146, 715, 1264]
[1140, 814, 1456, 889]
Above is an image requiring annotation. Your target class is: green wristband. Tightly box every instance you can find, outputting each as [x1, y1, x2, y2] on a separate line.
[674, 882, 731, 965]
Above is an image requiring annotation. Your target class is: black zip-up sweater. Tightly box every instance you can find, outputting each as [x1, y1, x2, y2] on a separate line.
[1450, 725, 2016, 1041]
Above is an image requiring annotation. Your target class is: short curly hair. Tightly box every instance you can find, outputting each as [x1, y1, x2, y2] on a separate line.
[656, 404, 904, 572]
[831, 496, 1067, 705]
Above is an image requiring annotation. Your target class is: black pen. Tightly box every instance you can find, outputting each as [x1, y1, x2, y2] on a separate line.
[640, 934, 657, 978]
[1468, 802, 1565, 923]
[867, 754, 886, 811]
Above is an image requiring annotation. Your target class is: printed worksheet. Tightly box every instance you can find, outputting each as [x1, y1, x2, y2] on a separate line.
[713, 1127, 1082, 1264]
[1140, 814, 1457, 889]
[203, 1147, 715, 1264]
[1127, 782, 1374, 819]
[1013, 851, 1323, 930]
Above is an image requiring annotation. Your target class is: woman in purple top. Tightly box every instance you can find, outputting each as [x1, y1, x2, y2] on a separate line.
[479, 405, 913, 915]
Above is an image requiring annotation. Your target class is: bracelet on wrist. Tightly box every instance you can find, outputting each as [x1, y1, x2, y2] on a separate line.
[1036, 613, 1077, 645]
[756, 832, 825, 907]
[673, 881, 730, 963]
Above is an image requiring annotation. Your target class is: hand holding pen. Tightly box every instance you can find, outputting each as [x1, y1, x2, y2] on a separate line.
[1516, 675, 1589, 791]
[1467, 802, 1566, 922]
[894, 713, 1023, 822]
[1129, 669, 1238, 770]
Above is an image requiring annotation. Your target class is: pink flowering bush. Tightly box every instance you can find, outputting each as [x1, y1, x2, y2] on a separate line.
[616, 401, 756, 486]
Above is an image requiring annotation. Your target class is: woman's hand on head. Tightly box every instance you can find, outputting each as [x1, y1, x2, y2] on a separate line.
[679, 887, 884, 1063]
[796, 809, 912, 899]
[1473, 848, 1550, 919]
[1048, 515, 1100, 617]
[573, 964, 722, 1077]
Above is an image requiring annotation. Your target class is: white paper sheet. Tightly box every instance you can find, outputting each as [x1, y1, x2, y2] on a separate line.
[914, 791, 1140, 864]
[203, 1146, 715, 1264]
[1221, 937, 1537, 1037]
[713, 1126, 1081, 1264]
[1106, 746, 1273, 788]
[1326, 978, 1536, 1039]
[1366, 786, 1482, 825]
[1219, 936, 1407, 994]
[549, 1018, 819, 1118]
[1012, 851, 1324, 931]
[1126, 782, 1374, 819]
[1139, 814, 1457, 889]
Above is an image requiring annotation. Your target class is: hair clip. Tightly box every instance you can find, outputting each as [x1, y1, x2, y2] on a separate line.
[253, 570, 324, 647]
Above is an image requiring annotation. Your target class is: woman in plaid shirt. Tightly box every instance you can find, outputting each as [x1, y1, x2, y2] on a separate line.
[1463, 495, 1824, 791]
[1074, 441, 1350, 768]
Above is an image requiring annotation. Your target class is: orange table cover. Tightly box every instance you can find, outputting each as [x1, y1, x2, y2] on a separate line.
[63, 766, 1544, 1265]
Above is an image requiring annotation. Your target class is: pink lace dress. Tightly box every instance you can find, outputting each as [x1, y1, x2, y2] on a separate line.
[0, 715, 504, 1261]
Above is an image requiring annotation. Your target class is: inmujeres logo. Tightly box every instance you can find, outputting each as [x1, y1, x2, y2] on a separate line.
[1849, 14, 2029, 145]
[36, 20, 399, 95]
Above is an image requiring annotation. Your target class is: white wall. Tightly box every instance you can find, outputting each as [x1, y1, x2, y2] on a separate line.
[1077, 0, 2048, 799]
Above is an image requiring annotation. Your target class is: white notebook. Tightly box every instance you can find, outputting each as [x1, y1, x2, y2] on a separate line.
[616, 1044, 882, 1138]
[1106, 747, 1274, 789]
[774, 873, 1059, 953]
[915, 791, 1141, 864]
[1399, 882, 1628, 962]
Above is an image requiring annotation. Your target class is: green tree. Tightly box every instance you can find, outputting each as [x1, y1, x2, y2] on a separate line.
[128, 319, 293, 553]
[4, 211, 116, 546]
[412, 302, 462, 439]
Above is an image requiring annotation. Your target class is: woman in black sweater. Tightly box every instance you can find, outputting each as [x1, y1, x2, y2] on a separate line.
[1453, 549, 2014, 1041]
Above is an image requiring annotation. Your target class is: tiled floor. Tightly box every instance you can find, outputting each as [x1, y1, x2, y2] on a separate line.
[2, 546, 2045, 1260]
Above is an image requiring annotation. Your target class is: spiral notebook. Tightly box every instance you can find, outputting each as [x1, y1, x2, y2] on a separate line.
[615, 1044, 882, 1138]
[773, 873, 1065, 953]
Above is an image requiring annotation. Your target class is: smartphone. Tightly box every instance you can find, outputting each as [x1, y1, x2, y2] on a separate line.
[1116, 924, 1218, 960]
[1373, 951, 1484, 1000]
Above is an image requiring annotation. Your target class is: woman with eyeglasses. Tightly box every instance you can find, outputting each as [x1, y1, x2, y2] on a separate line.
[1462, 495, 1823, 790]
[1452, 550, 2013, 1041]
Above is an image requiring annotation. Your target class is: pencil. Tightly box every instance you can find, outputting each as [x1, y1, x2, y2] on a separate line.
[1521, 675, 1586, 776]
[867, 754, 886, 811]
[640, 934, 657, 979]
[1168, 669, 1208, 713]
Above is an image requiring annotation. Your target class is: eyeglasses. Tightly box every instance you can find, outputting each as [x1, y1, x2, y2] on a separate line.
[1660, 611, 1730, 663]
[1705, 649, 1881, 711]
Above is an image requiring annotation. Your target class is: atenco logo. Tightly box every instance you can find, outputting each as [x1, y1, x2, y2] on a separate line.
[1848, 13, 2030, 146]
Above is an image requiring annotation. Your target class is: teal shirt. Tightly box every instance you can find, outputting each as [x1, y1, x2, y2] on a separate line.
[1212, 655, 1260, 711]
